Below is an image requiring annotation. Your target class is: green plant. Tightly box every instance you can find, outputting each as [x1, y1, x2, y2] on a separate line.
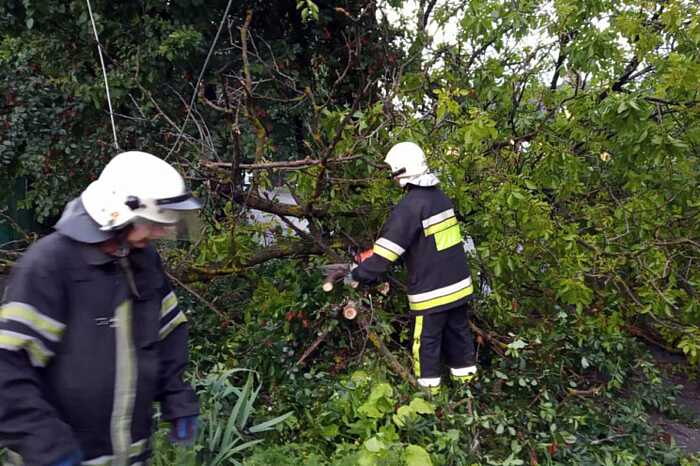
[243, 443, 326, 466]
[152, 368, 293, 466]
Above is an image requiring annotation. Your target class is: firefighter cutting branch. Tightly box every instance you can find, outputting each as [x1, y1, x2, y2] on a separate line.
[0, 152, 200, 465]
[349, 142, 478, 394]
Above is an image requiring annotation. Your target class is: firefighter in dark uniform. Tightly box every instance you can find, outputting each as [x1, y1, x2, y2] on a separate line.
[0, 151, 200, 465]
[352, 142, 477, 393]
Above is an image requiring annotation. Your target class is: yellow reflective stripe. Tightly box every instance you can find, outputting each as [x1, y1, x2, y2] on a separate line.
[408, 277, 472, 303]
[129, 438, 147, 456]
[417, 377, 441, 395]
[424, 216, 457, 236]
[111, 301, 136, 466]
[373, 244, 399, 262]
[434, 224, 462, 251]
[422, 208, 455, 229]
[409, 284, 474, 311]
[160, 291, 178, 317]
[451, 374, 476, 383]
[160, 311, 187, 340]
[0, 302, 65, 342]
[412, 316, 423, 377]
[375, 237, 405, 256]
[0, 330, 54, 367]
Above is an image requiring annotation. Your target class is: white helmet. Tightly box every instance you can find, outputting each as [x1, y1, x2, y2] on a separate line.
[384, 142, 428, 178]
[384, 142, 439, 187]
[81, 151, 201, 231]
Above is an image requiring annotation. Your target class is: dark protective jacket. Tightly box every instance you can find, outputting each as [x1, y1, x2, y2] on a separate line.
[0, 232, 198, 465]
[352, 185, 473, 314]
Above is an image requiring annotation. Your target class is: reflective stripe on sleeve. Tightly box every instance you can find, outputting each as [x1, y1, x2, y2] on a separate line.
[160, 291, 178, 317]
[0, 329, 54, 367]
[159, 311, 187, 340]
[375, 237, 405, 256]
[372, 244, 399, 262]
[0, 302, 65, 342]
[421, 209, 455, 230]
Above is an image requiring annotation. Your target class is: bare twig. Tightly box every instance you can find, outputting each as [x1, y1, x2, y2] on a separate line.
[297, 324, 333, 365]
[348, 302, 418, 387]
[469, 320, 507, 357]
[590, 434, 630, 445]
[165, 270, 232, 324]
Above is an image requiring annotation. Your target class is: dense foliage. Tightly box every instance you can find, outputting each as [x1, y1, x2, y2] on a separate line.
[2, 0, 699, 464]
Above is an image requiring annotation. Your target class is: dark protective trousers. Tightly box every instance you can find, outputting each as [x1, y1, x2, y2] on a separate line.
[411, 304, 476, 380]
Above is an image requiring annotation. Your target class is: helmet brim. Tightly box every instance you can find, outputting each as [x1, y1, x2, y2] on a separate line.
[157, 196, 202, 211]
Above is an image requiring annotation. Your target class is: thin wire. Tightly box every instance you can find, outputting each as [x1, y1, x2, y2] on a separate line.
[85, 0, 119, 151]
[165, 0, 234, 160]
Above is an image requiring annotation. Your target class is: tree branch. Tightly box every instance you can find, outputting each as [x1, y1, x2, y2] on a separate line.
[201, 155, 363, 171]
[420, 0, 439, 32]
[179, 239, 324, 282]
[598, 3, 666, 101]
[550, 32, 574, 90]
[231, 190, 317, 217]
[356, 310, 418, 387]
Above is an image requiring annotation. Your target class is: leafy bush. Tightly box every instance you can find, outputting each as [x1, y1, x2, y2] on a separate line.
[152, 368, 292, 466]
[2, 0, 700, 464]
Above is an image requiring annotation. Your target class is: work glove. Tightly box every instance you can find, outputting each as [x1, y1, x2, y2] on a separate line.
[170, 415, 198, 444]
[49, 451, 82, 466]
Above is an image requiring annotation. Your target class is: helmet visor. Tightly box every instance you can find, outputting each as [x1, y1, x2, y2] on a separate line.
[132, 209, 202, 242]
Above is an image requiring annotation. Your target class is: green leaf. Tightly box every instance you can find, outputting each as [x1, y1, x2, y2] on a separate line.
[358, 383, 394, 418]
[393, 405, 413, 427]
[405, 445, 432, 466]
[320, 423, 339, 438]
[408, 397, 435, 414]
[247, 411, 293, 433]
[364, 436, 386, 453]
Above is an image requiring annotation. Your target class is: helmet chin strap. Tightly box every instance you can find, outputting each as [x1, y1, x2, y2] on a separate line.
[113, 227, 141, 298]
[96, 227, 141, 297]
[118, 256, 141, 298]
[102, 227, 133, 258]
